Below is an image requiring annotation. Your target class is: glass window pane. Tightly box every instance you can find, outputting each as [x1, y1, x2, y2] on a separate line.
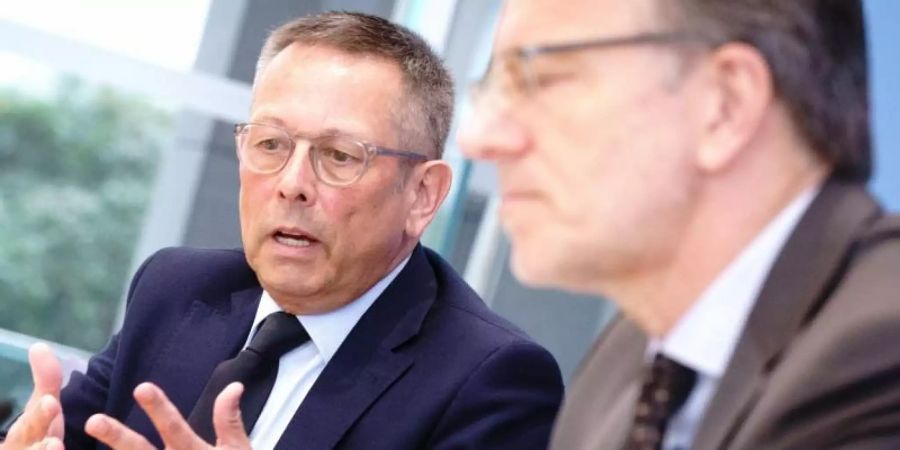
[0, 0, 211, 72]
[0, 59, 173, 353]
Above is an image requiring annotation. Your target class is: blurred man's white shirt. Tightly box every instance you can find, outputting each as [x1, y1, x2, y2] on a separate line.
[647, 186, 818, 449]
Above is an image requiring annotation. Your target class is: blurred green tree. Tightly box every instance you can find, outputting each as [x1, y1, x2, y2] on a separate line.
[0, 78, 169, 351]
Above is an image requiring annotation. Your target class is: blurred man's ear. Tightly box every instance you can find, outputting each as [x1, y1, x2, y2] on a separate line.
[405, 160, 453, 238]
[694, 42, 773, 173]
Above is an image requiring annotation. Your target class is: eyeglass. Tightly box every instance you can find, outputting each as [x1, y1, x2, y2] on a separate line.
[470, 31, 709, 106]
[234, 123, 429, 187]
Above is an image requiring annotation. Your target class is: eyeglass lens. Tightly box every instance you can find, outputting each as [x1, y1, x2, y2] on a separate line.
[238, 124, 369, 185]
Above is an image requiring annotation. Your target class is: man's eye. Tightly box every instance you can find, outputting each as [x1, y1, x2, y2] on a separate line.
[320, 147, 360, 165]
[532, 72, 575, 88]
[254, 138, 287, 152]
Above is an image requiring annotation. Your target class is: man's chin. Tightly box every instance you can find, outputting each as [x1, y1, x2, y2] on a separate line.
[259, 270, 320, 297]
[263, 285, 327, 312]
[510, 250, 558, 287]
[511, 244, 599, 293]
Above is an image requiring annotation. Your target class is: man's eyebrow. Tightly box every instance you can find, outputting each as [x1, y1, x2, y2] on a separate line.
[316, 127, 366, 139]
[248, 114, 287, 128]
[246, 120, 369, 142]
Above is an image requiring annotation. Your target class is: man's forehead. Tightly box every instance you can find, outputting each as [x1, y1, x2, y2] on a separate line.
[248, 107, 390, 147]
[262, 43, 397, 82]
[250, 43, 402, 146]
[495, 0, 665, 50]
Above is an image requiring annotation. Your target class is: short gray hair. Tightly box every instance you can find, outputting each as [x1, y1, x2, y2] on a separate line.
[256, 11, 454, 159]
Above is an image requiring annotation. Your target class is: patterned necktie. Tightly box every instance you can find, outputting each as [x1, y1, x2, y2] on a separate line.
[624, 354, 698, 450]
[188, 311, 309, 443]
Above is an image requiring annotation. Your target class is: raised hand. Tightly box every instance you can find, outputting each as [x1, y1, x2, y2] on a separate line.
[0, 343, 65, 450]
[85, 382, 251, 450]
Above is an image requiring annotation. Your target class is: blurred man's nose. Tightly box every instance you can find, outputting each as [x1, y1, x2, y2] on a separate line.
[458, 104, 531, 161]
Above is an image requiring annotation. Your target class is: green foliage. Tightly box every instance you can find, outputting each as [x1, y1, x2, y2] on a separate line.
[0, 78, 170, 351]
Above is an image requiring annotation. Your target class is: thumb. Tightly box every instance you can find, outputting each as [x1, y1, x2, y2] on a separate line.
[212, 383, 251, 449]
[28, 343, 63, 401]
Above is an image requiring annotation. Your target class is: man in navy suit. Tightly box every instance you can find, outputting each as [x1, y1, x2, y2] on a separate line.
[2, 12, 563, 450]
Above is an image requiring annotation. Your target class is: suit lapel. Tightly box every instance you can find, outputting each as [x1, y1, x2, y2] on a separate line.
[693, 181, 881, 450]
[590, 318, 647, 450]
[275, 245, 437, 450]
[125, 285, 261, 447]
[549, 315, 647, 450]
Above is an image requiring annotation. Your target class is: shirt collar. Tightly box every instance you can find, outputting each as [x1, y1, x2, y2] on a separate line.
[249, 253, 411, 363]
[651, 186, 819, 378]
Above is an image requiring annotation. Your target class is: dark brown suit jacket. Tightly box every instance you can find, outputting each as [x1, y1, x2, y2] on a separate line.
[550, 180, 900, 450]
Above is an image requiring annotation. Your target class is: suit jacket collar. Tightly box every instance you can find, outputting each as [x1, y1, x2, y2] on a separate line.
[275, 244, 437, 450]
[692, 180, 882, 449]
[130, 246, 434, 449]
[571, 317, 648, 450]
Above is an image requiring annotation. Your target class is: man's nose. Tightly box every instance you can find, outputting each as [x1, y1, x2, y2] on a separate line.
[276, 144, 317, 204]
[457, 104, 530, 161]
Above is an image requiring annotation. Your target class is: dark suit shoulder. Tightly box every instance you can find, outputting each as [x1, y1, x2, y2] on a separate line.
[128, 247, 258, 303]
[858, 212, 900, 249]
[815, 218, 900, 334]
[385, 249, 564, 450]
[58, 247, 259, 449]
[736, 215, 900, 448]
[824, 211, 900, 320]
[423, 247, 537, 347]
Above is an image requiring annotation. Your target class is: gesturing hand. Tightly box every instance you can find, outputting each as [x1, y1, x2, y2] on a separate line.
[0, 343, 65, 450]
[85, 382, 251, 450]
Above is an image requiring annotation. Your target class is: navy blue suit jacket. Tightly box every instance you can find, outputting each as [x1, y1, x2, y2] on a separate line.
[56, 245, 563, 449]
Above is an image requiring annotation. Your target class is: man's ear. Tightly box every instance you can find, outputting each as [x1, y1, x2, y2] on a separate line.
[695, 42, 773, 173]
[405, 160, 453, 238]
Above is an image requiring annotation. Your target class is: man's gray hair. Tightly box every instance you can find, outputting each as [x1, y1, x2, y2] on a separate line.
[256, 11, 454, 160]
[664, 0, 870, 181]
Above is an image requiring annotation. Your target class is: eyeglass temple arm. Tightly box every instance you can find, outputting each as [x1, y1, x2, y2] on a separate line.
[520, 31, 707, 57]
[374, 148, 430, 161]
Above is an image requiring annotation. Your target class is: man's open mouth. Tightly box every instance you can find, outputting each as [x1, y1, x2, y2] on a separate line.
[274, 231, 318, 248]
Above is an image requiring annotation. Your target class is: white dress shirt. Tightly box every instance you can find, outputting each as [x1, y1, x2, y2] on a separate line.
[648, 187, 819, 450]
[244, 255, 410, 450]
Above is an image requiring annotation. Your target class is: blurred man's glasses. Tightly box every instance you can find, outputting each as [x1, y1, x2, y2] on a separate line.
[469, 31, 708, 108]
[234, 123, 428, 187]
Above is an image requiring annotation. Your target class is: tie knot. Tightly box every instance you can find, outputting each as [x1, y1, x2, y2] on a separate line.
[626, 354, 698, 450]
[644, 354, 697, 412]
[648, 353, 697, 410]
[247, 311, 309, 359]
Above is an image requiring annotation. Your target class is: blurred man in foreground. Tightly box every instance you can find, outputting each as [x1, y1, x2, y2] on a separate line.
[2, 12, 563, 450]
[460, 1, 900, 449]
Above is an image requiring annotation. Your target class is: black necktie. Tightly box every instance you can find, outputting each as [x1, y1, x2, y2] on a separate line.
[188, 311, 309, 443]
[624, 354, 698, 450]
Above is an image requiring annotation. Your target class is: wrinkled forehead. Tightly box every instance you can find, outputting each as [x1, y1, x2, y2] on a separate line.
[495, 0, 667, 51]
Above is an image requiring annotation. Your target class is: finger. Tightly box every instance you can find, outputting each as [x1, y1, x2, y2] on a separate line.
[6, 395, 61, 445]
[28, 343, 63, 399]
[22, 436, 64, 450]
[133, 383, 205, 450]
[8, 345, 64, 446]
[45, 437, 65, 450]
[212, 383, 251, 448]
[48, 408, 64, 440]
[85, 414, 155, 450]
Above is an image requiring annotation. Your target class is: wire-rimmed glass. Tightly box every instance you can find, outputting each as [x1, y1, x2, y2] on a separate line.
[469, 31, 709, 107]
